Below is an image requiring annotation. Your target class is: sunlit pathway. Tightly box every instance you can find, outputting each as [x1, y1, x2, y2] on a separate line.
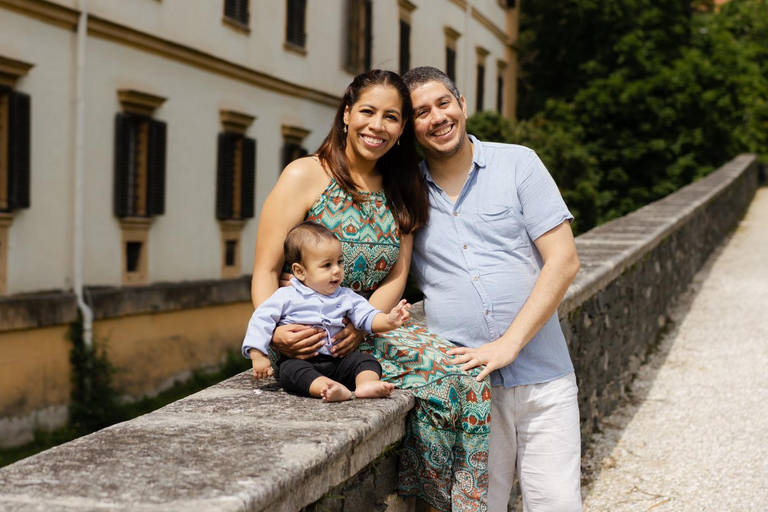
[581, 187, 768, 512]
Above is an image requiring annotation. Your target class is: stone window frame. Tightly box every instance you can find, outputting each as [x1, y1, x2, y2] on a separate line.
[115, 89, 167, 287]
[218, 110, 257, 279]
[0, 55, 34, 296]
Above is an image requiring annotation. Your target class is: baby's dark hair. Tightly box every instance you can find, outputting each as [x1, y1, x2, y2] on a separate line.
[284, 221, 339, 267]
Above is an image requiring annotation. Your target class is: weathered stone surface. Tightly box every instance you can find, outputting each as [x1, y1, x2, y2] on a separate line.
[0, 291, 77, 332]
[0, 374, 414, 512]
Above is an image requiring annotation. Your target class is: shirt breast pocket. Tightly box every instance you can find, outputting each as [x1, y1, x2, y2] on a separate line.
[470, 205, 525, 254]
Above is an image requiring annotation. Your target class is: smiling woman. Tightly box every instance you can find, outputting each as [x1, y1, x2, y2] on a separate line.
[249, 70, 493, 512]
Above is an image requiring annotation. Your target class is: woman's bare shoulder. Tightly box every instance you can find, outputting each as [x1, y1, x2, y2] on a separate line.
[272, 156, 331, 203]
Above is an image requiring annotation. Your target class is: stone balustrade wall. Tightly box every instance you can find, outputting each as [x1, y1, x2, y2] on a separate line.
[0, 155, 761, 512]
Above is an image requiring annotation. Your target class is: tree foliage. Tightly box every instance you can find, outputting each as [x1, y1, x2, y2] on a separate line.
[503, 0, 768, 226]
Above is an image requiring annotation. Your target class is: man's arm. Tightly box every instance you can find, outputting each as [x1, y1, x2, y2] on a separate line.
[448, 221, 580, 381]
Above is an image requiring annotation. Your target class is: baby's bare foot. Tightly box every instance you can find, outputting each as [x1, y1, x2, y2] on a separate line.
[355, 381, 394, 399]
[320, 381, 352, 402]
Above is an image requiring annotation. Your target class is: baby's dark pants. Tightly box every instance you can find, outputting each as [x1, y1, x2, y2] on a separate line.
[278, 353, 382, 397]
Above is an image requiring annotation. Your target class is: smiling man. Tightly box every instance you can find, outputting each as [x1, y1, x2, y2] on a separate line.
[403, 66, 583, 512]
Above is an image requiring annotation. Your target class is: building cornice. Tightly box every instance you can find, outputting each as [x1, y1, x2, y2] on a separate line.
[0, 0, 339, 108]
[471, 6, 513, 46]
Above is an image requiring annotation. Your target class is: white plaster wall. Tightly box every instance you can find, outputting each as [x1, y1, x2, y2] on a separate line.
[0, 10, 76, 294]
[82, 35, 336, 286]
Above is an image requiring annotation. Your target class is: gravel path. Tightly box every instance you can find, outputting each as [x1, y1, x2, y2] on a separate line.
[580, 187, 768, 512]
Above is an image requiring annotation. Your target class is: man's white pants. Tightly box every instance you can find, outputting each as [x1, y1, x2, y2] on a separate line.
[487, 372, 582, 512]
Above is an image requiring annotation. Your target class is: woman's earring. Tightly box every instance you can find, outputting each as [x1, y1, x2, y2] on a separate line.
[397, 138, 400, 146]
[343, 124, 348, 134]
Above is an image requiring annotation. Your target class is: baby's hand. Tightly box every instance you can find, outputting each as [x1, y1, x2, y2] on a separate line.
[388, 299, 411, 327]
[251, 355, 274, 380]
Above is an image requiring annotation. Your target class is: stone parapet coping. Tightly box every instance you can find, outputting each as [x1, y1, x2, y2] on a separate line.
[560, 154, 760, 317]
[0, 374, 414, 511]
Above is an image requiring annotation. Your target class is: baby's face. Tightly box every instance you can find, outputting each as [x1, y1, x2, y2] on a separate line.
[297, 239, 345, 296]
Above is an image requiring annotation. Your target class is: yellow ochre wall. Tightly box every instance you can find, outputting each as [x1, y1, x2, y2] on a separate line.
[0, 301, 252, 447]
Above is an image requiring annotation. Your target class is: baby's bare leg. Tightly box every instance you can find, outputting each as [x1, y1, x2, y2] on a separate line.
[354, 371, 394, 398]
[310, 377, 352, 402]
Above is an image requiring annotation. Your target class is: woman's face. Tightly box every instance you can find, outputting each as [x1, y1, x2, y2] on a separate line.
[343, 85, 406, 164]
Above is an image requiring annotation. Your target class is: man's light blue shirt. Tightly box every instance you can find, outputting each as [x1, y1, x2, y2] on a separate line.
[242, 278, 380, 358]
[411, 135, 575, 388]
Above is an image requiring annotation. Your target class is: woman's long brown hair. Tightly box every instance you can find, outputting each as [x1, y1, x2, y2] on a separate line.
[315, 70, 429, 234]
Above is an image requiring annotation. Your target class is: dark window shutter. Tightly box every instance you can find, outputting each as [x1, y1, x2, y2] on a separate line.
[8, 91, 31, 210]
[147, 119, 167, 216]
[446, 47, 456, 82]
[282, 143, 307, 170]
[216, 132, 236, 220]
[241, 137, 256, 219]
[363, 0, 372, 70]
[345, 0, 360, 70]
[237, 0, 249, 25]
[224, 0, 237, 19]
[286, 0, 307, 47]
[476, 64, 485, 112]
[399, 19, 411, 75]
[497, 75, 504, 113]
[114, 113, 133, 217]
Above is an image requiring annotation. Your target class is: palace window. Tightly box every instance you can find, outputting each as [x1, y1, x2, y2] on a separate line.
[114, 90, 167, 286]
[444, 27, 461, 83]
[223, 0, 249, 28]
[281, 125, 310, 170]
[475, 47, 489, 112]
[345, 0, 372, 74]
[217, 110, 256, 278]
[285, 0, 307, 51]
[399, 1, 416, 75]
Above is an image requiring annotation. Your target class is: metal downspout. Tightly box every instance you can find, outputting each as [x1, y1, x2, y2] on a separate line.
[74, 0, 93, 348]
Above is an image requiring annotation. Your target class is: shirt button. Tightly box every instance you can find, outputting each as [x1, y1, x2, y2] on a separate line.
[485, 310, 490, 315]
[473, 276, 479, 281]
[453, 211, 459, 217]
[463, 244, 467, 249]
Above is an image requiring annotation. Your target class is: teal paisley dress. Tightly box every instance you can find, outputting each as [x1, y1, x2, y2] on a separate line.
[305, 179, 492, 512]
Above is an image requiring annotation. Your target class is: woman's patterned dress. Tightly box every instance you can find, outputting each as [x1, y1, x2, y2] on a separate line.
[305, 179, 492, 512]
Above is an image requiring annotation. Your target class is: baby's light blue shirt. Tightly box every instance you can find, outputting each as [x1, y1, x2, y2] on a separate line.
[242, 278, 380, 358]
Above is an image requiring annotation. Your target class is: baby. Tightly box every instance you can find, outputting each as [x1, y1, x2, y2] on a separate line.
[242, 221, 410, 402]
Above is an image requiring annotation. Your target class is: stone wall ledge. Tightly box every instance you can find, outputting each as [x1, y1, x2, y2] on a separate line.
[0, 277, 253, 332]
[0, 373, 414, 512]
[561, 154, 759, 316]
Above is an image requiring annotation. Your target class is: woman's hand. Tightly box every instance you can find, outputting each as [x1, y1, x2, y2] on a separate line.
[279, 272, 293, 288]
[272, 324, 327, 359]
[330, 319, 365, 357]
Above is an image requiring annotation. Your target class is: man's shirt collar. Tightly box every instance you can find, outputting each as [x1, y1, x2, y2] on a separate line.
[419, 134, 485, 185]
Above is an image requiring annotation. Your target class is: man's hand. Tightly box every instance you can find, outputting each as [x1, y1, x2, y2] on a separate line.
[447, 338, 521, 382]
[272, 324, 326, 360]
[330, 318, 365, 357]
[387, 299, 411, 327]
[249, 350, 274, 379]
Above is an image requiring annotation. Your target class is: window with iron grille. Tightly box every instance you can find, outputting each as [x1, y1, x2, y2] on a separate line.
[224, 0, 249, 27]
[113, 113, 166, 218]
[217, 132, 256, 220]
[345, 0, 372, 74]
[0, 86, 31, 213]
[286, 0, 307, 49]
